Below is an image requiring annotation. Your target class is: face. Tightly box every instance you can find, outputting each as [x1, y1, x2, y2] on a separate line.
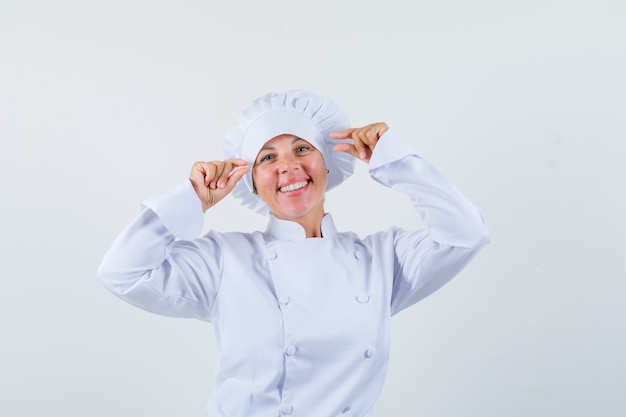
[253, 134, 327, 223]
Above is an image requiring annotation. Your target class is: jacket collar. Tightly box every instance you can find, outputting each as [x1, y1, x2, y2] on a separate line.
[264, 213, 337, 241]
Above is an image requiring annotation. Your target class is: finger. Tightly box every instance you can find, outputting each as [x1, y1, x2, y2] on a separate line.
[333, 143, 372, 162]
[330, 128, 357, 139]
[366, 122, 388, 144]
[333, 143, 359, 159]
[355, 122, 388, 150]
[189, 164, 208, 191]
[221, 159, 249, 188]
[373, 122, 389, 137]
[189, 162, 214, 210]
[190, 161, 210, 185]
[370, 122, 388, 143]
[225, 166, 249, 191]
[352, 127, 376, 153]
[215, 161, 235, 189]
[364, 125, 379, 146]
[208, 166, 249, 209]
[227, 158, 249, 166]
[213, 162, 230, 189]
[334, 143, 370, 162]
[203, 162, 220, 188]
[350, 130, 368, 160]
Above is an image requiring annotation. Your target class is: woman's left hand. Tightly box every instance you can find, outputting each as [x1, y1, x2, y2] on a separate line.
[330, 122, 389, 163]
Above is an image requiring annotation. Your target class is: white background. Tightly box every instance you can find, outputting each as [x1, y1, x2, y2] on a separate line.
[1, 0, 625, 416]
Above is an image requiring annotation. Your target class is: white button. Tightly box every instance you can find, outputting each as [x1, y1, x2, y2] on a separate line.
[354, 250, 362, 260]
[356, 294, 370, 303]
[281, 404, 293, 415]
[285, 345, 296, 356]
[278, 296, 291, 305]
[365, 347, 376, 358]
[268, 250, 278, 260]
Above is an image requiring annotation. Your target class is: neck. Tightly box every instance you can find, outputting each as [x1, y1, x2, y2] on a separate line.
[273, 206, 325, 238]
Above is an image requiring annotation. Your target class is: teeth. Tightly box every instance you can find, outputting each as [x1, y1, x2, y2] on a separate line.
[279, 181, 308, 192]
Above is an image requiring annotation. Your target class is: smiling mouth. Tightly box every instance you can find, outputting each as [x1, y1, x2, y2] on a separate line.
[279, 180, 309, 193]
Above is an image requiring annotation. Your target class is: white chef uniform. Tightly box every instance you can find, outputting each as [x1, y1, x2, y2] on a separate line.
[98, 129, 489, 417]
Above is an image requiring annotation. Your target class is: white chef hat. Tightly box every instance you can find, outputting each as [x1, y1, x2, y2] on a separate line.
[222, 89, 355, 214]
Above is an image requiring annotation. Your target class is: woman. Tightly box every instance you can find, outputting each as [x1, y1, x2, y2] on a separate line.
[98, 90, 489, 417]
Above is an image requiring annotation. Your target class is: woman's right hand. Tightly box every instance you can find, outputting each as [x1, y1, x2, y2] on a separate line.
[189, 158, 249, 212]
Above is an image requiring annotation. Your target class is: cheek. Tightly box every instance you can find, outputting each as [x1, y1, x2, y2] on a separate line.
[312, 157, 327, 177]
[252, 167, 271, 191]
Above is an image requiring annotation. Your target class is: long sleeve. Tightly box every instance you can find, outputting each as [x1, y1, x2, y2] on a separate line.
[97, 180, 222, 321]
[368, 129, 490, 314]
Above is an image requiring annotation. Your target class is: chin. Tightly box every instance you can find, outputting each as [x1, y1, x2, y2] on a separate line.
[274, 208, 311, 221]
[273, 201, 322, 221]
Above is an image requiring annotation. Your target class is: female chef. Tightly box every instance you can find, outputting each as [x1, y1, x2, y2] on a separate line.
[98, 89, 489, 417]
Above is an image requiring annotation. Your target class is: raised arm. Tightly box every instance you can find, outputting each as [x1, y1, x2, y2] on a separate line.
[333, 125, 489, 314]
[97, 159, 249, 320]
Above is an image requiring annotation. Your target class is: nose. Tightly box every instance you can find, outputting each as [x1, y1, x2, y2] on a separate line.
[278, 154, 300, 173]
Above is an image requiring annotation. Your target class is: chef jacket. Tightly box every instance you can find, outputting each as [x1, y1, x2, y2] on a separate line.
[98, 129, 490, 417]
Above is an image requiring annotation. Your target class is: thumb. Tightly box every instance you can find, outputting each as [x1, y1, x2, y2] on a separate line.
[225, 166, 249, 192]
[333, 143, 359, 158]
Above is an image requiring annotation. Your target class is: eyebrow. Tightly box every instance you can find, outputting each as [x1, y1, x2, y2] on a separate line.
[258, 137, 308, 151]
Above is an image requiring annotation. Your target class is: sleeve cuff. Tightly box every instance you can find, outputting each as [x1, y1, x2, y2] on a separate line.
[368, 128, 421, 172]
[141, 180, 204, 240]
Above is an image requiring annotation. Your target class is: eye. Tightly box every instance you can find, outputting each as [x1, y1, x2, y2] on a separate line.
[296, 145, 310, 153]
[259, 153, 274, 163]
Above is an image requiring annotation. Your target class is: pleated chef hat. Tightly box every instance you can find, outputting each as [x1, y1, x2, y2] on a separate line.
[222, 89, 356, 214]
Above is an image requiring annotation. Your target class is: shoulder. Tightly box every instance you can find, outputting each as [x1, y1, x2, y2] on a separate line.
[335, 228, 401, 248]
[360, 226, 431, 249]
[202, 229, 265, 246]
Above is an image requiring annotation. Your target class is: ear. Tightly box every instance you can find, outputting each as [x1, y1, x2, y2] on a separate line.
[251, 173, 257, 195]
